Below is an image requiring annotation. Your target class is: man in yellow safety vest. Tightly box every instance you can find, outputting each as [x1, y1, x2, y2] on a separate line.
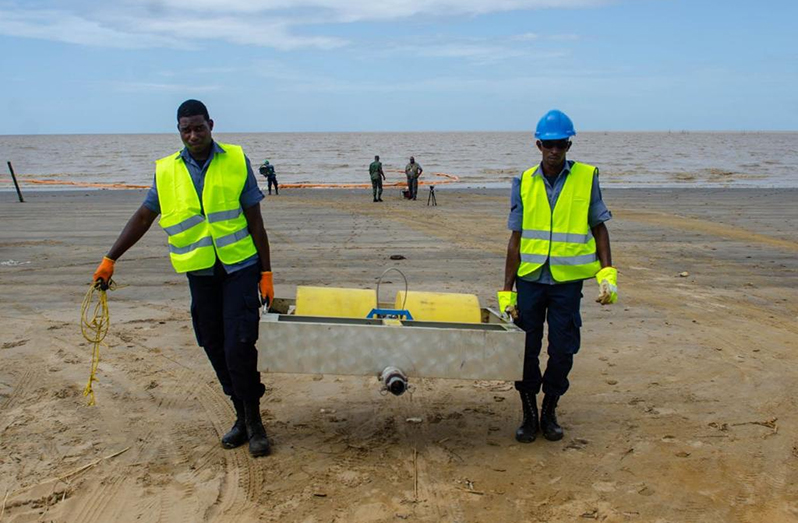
[498, 109, 617, 443]
[92, 100, 274, 457]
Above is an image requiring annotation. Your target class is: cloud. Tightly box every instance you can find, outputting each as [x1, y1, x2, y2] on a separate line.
[0, 8, 186, 49]
[0, 0, 609, 51]
[110, 81, 223, 93]
[390, 40, 567, 64]
[131, 15, 346, 50]
[366, 32, 570, 65]
[513, 32, 539, 41]
[253, 59, 640, 96]
[512, 32, 580, 42]
[397, 42, 527, 61]
[0, 4, 347, 51]
[147, 0, 614, 21]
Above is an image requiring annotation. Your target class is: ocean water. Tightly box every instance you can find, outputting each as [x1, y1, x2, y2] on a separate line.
[0, 131, 796, 189]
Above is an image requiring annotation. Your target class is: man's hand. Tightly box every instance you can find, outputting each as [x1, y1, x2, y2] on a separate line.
[595, 266, 618, 305]
[260, 271, 274, 307]
[93, 257, 115, 288]
[497, 290, 518, 321]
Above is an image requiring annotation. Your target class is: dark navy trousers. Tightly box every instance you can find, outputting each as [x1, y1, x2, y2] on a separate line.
[187, 262, 266, 402]
[514, 278, 583, 397]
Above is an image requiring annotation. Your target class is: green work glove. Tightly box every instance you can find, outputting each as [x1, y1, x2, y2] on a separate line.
[595, 267, 618, 305]
[497, 291, 518, 320]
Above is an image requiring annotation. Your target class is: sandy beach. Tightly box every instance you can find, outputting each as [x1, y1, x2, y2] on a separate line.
[1, 186, 797, 522]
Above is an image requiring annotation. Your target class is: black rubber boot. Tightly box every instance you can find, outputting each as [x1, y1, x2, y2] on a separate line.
[540, 394, 564, 441]
[515, 390, 539, 443]
[244, 400, 271, 457]
[221, 397, 248, 449]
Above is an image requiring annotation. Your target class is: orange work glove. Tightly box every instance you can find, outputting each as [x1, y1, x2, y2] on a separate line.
[93, 257, 115, 288]
[259, 271, 274, 307]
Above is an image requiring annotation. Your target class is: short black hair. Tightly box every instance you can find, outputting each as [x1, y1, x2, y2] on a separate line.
[375, 155, 380, 160]
[177, 99, 209, 121]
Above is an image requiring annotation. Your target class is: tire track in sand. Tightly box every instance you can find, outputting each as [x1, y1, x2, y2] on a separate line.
[396, 387, 467, 522]
[117, 333, 264, 520]
[615, 208, 798, 254]
[55, 328, 263, 523]
[64, 475, 127, 523]
[192, 377, 265, 518]
[1, 367, 43, 412]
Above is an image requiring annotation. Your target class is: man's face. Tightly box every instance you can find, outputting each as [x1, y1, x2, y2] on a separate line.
[536, 139, 571, 169]
[410, 157, 415, 164]
[178, 115, 214, 155]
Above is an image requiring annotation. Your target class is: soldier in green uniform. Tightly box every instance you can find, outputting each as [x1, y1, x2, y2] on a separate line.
[369, 155, 385, 202]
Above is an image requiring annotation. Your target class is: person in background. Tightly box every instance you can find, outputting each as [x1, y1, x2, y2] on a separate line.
[259, 160, 278, 195]
[369, 155, 386, 202]
[92, 99, 274, 458]
[404, 156, 423, 200]
[498, 109, 617, 445]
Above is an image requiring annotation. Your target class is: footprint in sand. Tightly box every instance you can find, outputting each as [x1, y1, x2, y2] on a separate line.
[2, 339, 29, 349]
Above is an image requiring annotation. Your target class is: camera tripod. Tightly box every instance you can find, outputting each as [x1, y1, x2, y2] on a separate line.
[426, 185, 437, 206]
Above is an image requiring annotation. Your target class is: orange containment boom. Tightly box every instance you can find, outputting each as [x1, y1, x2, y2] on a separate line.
[5, 171, 459, 190]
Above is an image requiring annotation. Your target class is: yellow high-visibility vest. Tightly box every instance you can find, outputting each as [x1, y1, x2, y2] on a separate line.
[155, 143, 257, 273]
[518, 162, 601, 282]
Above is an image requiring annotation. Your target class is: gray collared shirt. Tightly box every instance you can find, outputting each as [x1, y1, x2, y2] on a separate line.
[143, 141, 264, 276]
[507, 160, 612, 284]
[405, 162, 422, 177]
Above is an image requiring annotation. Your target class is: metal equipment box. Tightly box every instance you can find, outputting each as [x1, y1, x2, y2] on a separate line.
[257, 298, 526, 382]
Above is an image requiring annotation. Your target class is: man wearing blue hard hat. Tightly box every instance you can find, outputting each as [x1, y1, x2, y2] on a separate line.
[497, 109, 617, 443]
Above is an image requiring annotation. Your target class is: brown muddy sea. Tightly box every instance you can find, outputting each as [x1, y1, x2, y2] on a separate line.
[1, 131, 796, 188]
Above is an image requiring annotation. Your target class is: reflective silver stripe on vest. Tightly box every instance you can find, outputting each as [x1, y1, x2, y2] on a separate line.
[168, 236, 213, 255]
[215, 227, 251, 248]
[523, 230, 593, 244]
[550, 253, 597, 266]
[521, 253, 548, 264]
[551, 231, 593, 244]
[521, 229, 550, 240]
[207, 208, 242, 224]
[163, 214, 205, 236]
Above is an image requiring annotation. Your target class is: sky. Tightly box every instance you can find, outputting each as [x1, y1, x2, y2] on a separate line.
[0, 0, 796, 134]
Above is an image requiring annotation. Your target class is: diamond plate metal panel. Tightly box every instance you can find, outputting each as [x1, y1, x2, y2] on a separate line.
[257, 308, 526, 381]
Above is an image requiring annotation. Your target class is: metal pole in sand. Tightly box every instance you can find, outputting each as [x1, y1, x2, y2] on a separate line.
[7, 162, 25, 203]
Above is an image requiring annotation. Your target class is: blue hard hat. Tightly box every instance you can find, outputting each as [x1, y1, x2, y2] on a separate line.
[534, 109, 576, 140]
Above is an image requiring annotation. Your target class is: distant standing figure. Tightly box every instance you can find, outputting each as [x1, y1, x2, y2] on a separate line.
[259, 160, 278, 195]
[404, 156, 423, 200]
[369, 155, 386, 202]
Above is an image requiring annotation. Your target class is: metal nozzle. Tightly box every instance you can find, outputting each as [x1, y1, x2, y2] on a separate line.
[379, 366, 408, 396]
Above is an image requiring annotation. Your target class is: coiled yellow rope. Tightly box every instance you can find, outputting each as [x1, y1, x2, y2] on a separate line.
[81, 280, 114, 406]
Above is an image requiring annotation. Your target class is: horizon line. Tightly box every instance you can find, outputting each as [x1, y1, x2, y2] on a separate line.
[2, 129, 797, 137]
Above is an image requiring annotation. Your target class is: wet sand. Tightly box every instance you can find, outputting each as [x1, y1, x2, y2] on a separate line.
[1, 187, 797, 522]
